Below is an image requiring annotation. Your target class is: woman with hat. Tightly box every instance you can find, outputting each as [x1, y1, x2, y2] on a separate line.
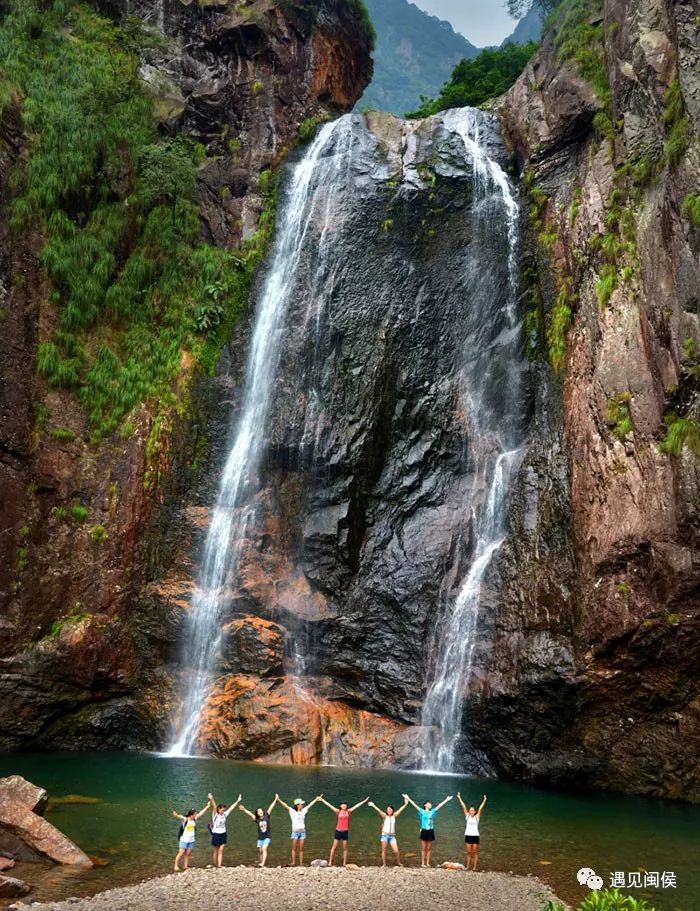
[275, 793, 324, 865]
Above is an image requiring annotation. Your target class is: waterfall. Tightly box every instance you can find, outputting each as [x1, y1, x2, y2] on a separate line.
[166, 119, 354, 756]
[419, 108, 524, 772]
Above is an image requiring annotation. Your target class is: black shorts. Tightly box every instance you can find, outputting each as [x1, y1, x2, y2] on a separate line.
[420, 829, 435, 842]
[334, 830, 349, 841]
[465, 835, 480, 845]
[212, 832, 227, 847]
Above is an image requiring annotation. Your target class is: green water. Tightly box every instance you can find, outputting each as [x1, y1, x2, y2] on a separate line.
[0, 753, 695, 910]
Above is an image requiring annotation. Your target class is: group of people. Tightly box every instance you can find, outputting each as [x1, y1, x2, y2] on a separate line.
[172, 791, 487, 872]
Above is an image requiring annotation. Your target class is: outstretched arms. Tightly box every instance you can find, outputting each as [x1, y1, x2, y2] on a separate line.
[226, 795, 242, 815]
[195, 802, 210, 819]
[367, 800, 386, 819]
[172, 810, 186, 821]
[394, 797, 410, 817]
[306, 794, 324, 811]
[238, 803, 256, 821]
[275, 793, 291, 811]
[350, 797, 369, 813]
[435, 795, 453, 812]
[267, 795, 279, 815]
[319, 797, 339, 813]
[477, 795, 487, 817]
[457, 791, 467, 815]
[402, 793, 420, 811]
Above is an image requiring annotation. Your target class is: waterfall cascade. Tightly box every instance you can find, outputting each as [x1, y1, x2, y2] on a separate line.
[419, 109, 524, 772]
[167, 107, 525, 769]
[167, 120, 356, 755]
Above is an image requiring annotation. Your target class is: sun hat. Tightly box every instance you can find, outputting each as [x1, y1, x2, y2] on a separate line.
[293, 798, 304, 805]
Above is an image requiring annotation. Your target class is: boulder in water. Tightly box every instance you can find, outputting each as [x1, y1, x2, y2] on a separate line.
[0, 875, 31, 898]
[0, 857, 16, 871]
[0, 777, 93, 867]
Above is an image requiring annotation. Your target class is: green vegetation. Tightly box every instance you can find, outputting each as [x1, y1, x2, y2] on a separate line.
[605, 392, 633, 441]
[545, 889, 658, 911]
[554, 0, 610, 110]
[348, 0, 376, 51]
[662, 79, 690, 167]
[507, 0, 560, 16]
[70, 504, 89, 523]
[48, 427, 77, 442]
[0, 0, 277, 442]
[49, 602, 89, 638]
[547, 279, 576, 372]
[88, 523, 109, 542]
[660, 414, 700, 457]
[407, 42, 538, 118]
[298, 113, 330, 144]
[682, 193, 700, 228]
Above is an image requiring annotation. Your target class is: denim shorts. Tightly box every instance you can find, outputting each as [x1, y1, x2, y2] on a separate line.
[291, 830, 306, 840]
[179, 840, 194, 851]
[257, 838, 271, 848]
[380, 834, 397, 843]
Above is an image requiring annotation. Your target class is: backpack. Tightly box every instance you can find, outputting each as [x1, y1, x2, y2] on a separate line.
[178, 821, 185, 840]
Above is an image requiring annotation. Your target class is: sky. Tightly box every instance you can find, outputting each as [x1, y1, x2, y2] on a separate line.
[412, 0, 517, 46]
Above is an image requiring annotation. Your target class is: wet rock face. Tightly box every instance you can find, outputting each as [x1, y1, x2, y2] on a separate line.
[181, 109, 528, 765]
[0, 1, 371, 751]
[496, 0, 700, 801]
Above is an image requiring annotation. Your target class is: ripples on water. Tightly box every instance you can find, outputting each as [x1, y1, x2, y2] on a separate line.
[0, 753, 697, 910]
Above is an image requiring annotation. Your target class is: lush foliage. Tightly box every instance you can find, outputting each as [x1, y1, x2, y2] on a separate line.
[507, 0, 561, 17]
[545, 889, 657, 911]
[682, 193, 700, 227]
[661, 415, 700, 457]
[407, 42, 538, 118]
[0, 0, 275, 440]
[554, 0, 610, 109]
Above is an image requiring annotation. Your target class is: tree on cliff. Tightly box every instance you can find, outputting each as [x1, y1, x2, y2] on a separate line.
[506, 0, 561, 17]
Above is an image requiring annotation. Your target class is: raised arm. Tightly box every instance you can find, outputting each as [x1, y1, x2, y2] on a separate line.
[225, 795, 242, 815]
[238, 804, 256, 821]
[172, 810, 185, 821]
[267, 795, 279, 814]
[435, 795, 453, 812]
[350, 797, 369, 813]
[402, 793, 420, 811]
[457, 791, 467, 815]
[319, 797, 338, 813]
[477, 794, 487, 817]
[275, 793, 291, 811]
[394, 798, 410, 818]
[367, 800, 386, 819]
[208, 792, 217, 814]
[195, 801, 210, 819]
[306, 794, 324, 810]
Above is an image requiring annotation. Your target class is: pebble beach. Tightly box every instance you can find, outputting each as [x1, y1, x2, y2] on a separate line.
[14, 866, 565, 911]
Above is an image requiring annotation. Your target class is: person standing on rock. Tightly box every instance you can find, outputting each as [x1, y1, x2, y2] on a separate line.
[402, 793, 453, 867]
[458, 792, 487, 871]
[207, 791, 241, 868]
[368, 797, 409, 867]
[239, 795, 278, 867]
[275, 793, 324, 865]
[172, 801, 210, 872]
[319, 795, 369, 866]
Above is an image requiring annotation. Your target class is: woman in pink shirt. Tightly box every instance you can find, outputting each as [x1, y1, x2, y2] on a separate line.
[319, 795, 369, 866]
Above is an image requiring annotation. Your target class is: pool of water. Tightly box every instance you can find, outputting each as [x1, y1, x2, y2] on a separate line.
[0, 753, 695, 910]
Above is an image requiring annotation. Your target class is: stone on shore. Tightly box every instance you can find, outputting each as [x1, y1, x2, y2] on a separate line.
[0, 856, 16, 871]
[0, 777, 93, 867]
[0, 875, 31, 898]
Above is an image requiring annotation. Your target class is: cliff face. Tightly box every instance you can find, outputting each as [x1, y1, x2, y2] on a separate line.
[489, 0, 700, 801]
[0, 0, 372, 750]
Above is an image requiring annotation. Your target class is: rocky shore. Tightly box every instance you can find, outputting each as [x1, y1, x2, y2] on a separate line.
[12, 867, 564, 911]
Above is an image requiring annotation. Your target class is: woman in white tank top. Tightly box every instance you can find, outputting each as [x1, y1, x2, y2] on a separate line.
[368, 797, 410, 867]
[458, 792, 487, 871]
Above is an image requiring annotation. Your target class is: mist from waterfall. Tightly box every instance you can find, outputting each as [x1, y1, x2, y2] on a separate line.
[166, 119, 356, 756]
